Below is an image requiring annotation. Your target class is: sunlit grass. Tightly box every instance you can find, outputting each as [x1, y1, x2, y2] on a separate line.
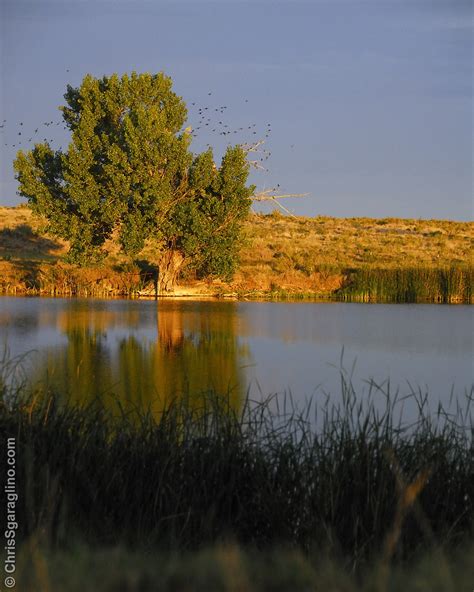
[0, 205, 473, 300]
[339, 266, 473, 302]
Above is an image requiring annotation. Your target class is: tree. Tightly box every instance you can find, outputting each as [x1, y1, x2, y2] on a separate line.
[14, 72, 255, 292]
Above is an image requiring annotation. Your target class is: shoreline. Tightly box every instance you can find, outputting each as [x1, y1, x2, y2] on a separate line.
[1, 264, 471, 303]
[1, 206, 472, 303]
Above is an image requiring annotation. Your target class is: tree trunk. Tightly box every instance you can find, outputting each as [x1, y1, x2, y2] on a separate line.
[157, 250, 185, 294]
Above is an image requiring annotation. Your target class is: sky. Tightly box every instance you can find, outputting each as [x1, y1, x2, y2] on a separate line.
[0, 0, 472, 220]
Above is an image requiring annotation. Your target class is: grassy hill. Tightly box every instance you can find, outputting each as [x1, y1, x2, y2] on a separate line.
[0, 204, 472, 301]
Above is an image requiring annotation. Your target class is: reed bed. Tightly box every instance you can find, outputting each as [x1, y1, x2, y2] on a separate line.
[1, 373, 472, 567]
[3, 264, 472, 302]
[340, 266, 473, 303]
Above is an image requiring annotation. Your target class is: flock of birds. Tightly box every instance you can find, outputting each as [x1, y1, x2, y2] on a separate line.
[187, 96, 274, 168]
[0, 81, 303, 213]
[1, 119, 67, 150]
[0, 77, 295, 174]
[0, 68, 305, 216]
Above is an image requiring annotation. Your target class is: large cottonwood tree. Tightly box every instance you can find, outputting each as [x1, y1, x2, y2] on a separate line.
[14, 72, 254, 291]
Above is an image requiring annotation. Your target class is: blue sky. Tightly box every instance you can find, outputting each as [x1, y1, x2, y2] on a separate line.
[0, 0, 472, 219]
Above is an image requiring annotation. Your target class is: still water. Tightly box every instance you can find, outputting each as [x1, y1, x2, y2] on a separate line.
[0, 297, 472, 418]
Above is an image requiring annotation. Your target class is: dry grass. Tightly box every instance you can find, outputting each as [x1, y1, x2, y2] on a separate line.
[0, 204, 472, 298]
[233, 211, 473, 294]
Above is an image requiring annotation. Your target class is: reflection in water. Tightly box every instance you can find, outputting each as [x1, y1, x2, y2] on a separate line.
[1, 297, 472, 419]
[30, 301, 249, 417]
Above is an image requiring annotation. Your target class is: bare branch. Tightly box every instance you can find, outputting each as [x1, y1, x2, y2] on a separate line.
[241, 140, 265, 153]
[241, 139, 271, 171]
[251, 191, 310, 217]
[252, 190, 309, 201]
[242, 139, 309, 216]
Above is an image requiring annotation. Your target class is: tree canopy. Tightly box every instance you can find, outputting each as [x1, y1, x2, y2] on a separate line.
[14, 72, 255, 291]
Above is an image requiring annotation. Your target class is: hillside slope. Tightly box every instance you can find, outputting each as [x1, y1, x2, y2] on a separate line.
[0, 205, 472, 300]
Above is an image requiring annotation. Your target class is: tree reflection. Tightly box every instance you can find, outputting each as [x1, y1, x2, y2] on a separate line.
[32, 300, 249, 417]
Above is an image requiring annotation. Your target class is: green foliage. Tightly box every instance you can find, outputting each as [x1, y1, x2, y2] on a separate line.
[13, 72, 254, 284]
[180, 146, 254, 279]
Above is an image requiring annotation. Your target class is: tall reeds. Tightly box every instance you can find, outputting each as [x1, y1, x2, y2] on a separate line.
[340, 266, 473, 303]
[1, 375, 472, 563]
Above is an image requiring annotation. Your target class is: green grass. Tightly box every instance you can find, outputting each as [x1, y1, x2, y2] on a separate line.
[339, 266, 473, 303]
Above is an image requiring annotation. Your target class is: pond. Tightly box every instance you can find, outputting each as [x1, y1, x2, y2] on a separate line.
[0, 297, 472, 420]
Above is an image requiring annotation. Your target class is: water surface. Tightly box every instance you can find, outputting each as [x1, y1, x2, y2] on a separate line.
[0, 297, 472, 418]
